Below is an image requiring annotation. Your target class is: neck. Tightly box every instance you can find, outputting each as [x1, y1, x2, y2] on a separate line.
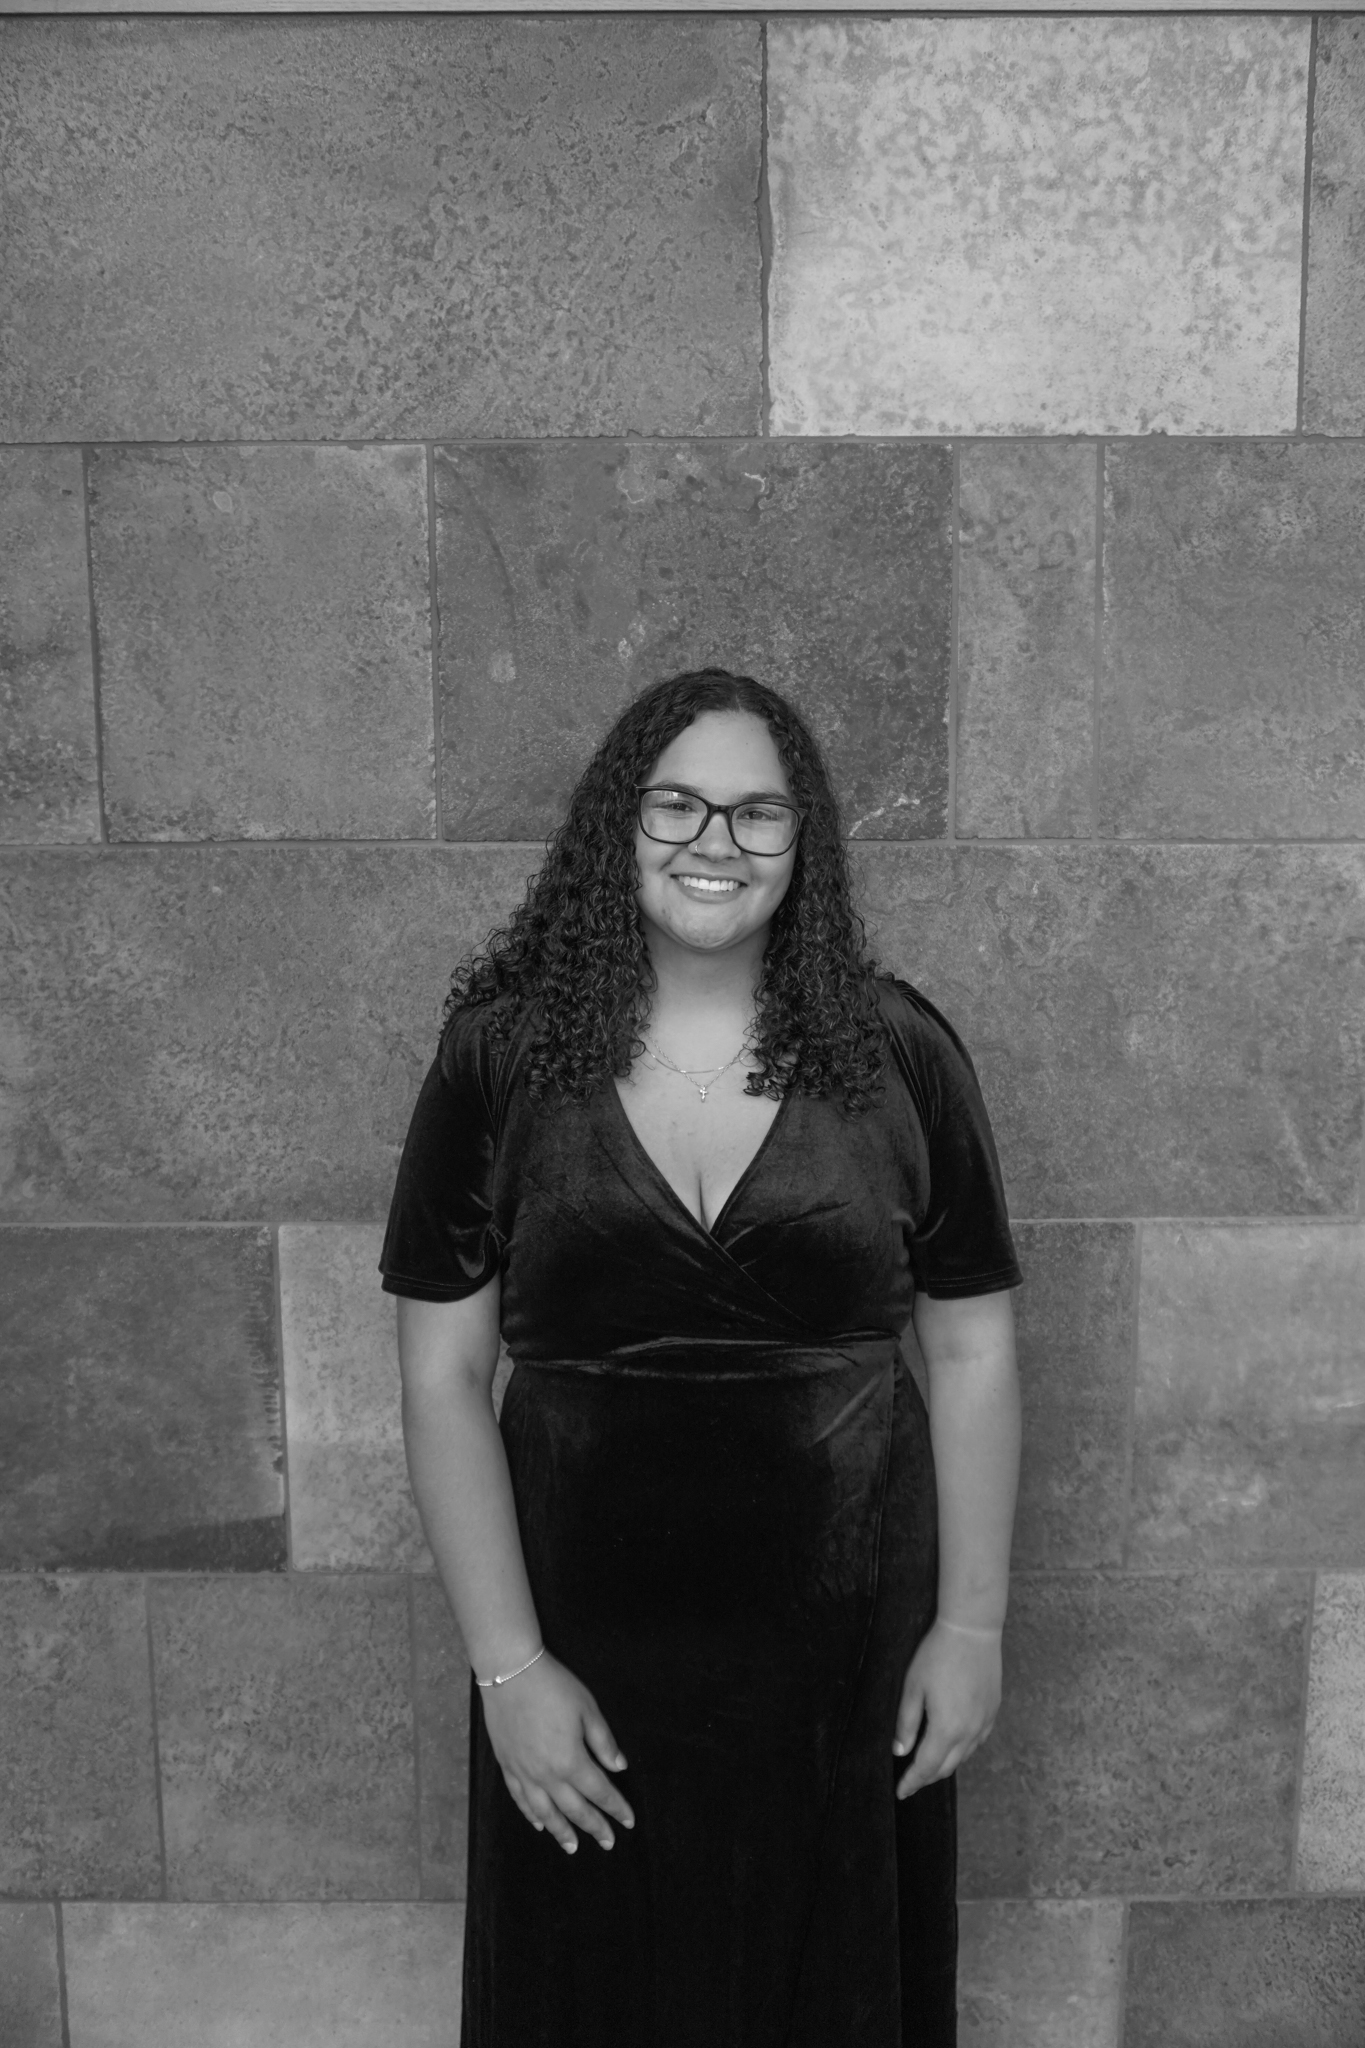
[641, 926, 767, 1035]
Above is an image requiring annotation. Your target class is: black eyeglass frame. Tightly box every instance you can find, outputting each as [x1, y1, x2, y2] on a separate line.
[635, 785, 806, 857]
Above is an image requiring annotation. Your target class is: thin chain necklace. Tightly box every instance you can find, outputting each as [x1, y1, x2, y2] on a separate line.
[642, 1037, 749, 1103]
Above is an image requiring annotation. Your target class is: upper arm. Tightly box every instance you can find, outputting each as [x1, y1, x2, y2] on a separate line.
[397, 1271, 502, 1402]
[912, 1286, 1017, 1376]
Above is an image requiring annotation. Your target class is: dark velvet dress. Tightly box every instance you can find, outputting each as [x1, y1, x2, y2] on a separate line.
[380, 977, 1021, 2048]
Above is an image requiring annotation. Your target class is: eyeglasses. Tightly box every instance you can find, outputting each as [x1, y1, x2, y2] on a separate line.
[636, 786, 803, 857]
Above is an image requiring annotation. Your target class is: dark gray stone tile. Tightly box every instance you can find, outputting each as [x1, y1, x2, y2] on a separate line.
[958, 1900, 1123, 2048]
[1100, 443, 1365, 838]
[0, 845, 534, 1222]
[0, 1226, 282, 1570]
[958, 1572, 1310, 1897]
[150, 1576, 418, 1900]
[856, 843, 1365, 1218]
[0, 19, 761, 441]
[1305, 21, 1365, 434]
[90, 446, 433, 842]
[957, 444, 1096, 840]
[1011, 1223, 1136, 1570]
[0, 447, 99, 843]
[411, 1578, 470, 1903]
[1125, 1899, 1365, 2048]
[0, 1905, 63, 2048]
[435, 440, 951, 842]
[0, 1576, 160, 1897]
[1131, 1225, 1365, 1568]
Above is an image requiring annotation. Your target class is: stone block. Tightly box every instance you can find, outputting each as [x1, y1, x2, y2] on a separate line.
[0, 1576, 160, 1897]
[412, 1577, 471, 1903]
[0, 1226, 282, 1570]
[1125, 1899, 1365, 2047]
[1305, 21, 1365, 433]
[956, 445, 1097, 840]
[958, 1899, 1123, 2048]
[150, 1575, 418, 1900]
[0, 844, 534, 1222]
[1297, 1575, 1365, 1891]
[435, 440, 951, 841]
[1010, 1223, 1136, 1570]
[63, 1902, 464, 2048]
[0, 18, 760, 441]
[1100, 443, 1365, 839]
[280, 1223, 430, 1571]
[958, 1572, 1309, 1896]
[0, 1905, 63, 2048]
[855, 843, 1365, 1219]
[1130, 1225, 1365, 1568]
[768, 20, 1307, 435]
[0, 448, 99, 844]
[89, 445, 432, 841]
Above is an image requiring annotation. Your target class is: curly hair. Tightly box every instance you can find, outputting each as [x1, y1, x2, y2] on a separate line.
[445, 668, 890, 1112]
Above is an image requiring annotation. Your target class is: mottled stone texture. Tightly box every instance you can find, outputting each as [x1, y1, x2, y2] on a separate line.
[0, 448, 99, 843]
[958, 1900, 1123, 2048]
[90, 445, 433, 842]
[150, 1576, 417, 1900]
[958, 1572, 1309, 1896]
[435, 440, 951, 841]
[412, 1577, 471, 1902]
[0, 1905, 63, 2048]
[1297, 1575, 1365, 1891]
[0, 845, 534, 1222]
[0, 1226, 283, 1570]
[280, 1224, 429, 1572]
[1125, 1899, 1365, 2048]
[63, 1903, 464, 2048]
[1130, 1226, 1365, 1568]
[1101, 443, 1365, 839]
[1010, 1223, 1136, 1570]
[1305, 21, 1365, 434]
[855, 844, 1365, 1219]
[0, 18, 761, 442]
[0, 1576, 159, 1897]
[956, 445, 1097, 840]
[768, 20, 1307, 435]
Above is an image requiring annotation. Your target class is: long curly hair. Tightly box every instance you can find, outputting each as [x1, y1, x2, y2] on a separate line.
[446, 668, 889, 1112]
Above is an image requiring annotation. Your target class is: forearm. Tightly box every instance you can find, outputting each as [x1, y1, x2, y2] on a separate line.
[915, 1291, 1021, 1631]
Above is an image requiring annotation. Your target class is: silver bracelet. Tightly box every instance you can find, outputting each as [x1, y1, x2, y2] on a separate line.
[475, 1644, 546, 1689]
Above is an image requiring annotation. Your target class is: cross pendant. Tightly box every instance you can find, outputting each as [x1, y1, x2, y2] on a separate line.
[697, 1084, 710, 1102]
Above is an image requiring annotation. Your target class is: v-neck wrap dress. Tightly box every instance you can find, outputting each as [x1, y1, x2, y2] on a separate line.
[380, 976, 1021, 2048]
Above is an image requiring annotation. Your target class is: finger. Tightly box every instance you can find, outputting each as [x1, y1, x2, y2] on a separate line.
[553, 1782, 616, 1852]
[896, 1730, 953, 1798]
[525, 1784, 579, 1855]
[583, 1712, 628, 1775]
[573, 1763, 636, 1831]
[501, 1770, 545, 1832]
[892, 1683, 926, 1759]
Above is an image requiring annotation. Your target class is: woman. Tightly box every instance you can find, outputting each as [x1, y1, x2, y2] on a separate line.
[380, 668, 1022, 2047]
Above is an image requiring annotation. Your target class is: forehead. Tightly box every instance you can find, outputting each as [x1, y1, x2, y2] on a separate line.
[648, 711, 790, 797]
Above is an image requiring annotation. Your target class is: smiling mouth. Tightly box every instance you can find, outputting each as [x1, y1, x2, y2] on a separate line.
[672, 874, 743, 896]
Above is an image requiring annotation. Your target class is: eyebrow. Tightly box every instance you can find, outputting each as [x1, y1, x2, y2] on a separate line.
[649, 781, 793, 803]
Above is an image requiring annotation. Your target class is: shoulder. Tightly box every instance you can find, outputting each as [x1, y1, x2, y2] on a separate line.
[873, 973, 980, 1083]
[435, 995, 534, 1115]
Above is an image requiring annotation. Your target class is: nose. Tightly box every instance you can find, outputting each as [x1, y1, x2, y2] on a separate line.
[689, 809, 742, 858]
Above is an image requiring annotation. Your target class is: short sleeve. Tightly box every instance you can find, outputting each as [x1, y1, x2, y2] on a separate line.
[378, 1006, 503, 1302]
[880, 978, 1023, 1300]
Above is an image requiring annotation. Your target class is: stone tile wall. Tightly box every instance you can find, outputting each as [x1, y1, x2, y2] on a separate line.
[1, 15, 1362, 2045]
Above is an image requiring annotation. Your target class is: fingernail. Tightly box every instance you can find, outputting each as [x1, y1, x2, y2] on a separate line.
[892, 1740, 907, 1756]
[564, 1841, 577, 1855]
[614, 1755, 627, 1770]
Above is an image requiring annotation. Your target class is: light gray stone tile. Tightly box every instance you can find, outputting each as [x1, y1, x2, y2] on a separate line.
[957, 444, 1097, 841]
[1125, 1899, 1365, 2048]
[63, 1903, 463, 2048]
[0, 1905, 63, 2048]
[0, 845, 534, 1222]
[958, 1572, 1309, 1896]
[435, 439, 951, 843]
[0, 1226, 283, 1570]
[856, 844, 1365, 1219]
[90, 445, 433, 841]
[1304, 20, 1365, 434]
[412, 1578, 470, 1903]
[0, 1576, 160, 1898]
[1130, 1225, 1365, 1567]
[959, 1899, 1123, 2048]
[1297, 1574, 1365, 1891]
[0, 447, 99, 843]
[280, 1223, 430, 1572]
[0, 18, 760, 441]
[1100, 443, 1365, 839]
[150, 1576, 418, 1900]
[769, 20, 1307, 436]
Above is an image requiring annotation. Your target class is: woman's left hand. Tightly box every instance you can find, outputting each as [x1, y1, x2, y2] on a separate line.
[892, 1618, 1002, 1799]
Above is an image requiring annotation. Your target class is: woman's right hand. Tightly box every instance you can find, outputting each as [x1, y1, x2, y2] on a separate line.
[479, 1651, 635, 1855]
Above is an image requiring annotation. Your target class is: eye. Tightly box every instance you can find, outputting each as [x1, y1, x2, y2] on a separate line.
[734, 803, 788, 825]
[649, 791, 704, 815]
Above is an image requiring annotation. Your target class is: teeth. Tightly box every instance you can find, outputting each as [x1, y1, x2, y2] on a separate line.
[676, 876, 740, 894]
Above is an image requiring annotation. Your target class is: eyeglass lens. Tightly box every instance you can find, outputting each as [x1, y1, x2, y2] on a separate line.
[639, 789, 799, 855]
